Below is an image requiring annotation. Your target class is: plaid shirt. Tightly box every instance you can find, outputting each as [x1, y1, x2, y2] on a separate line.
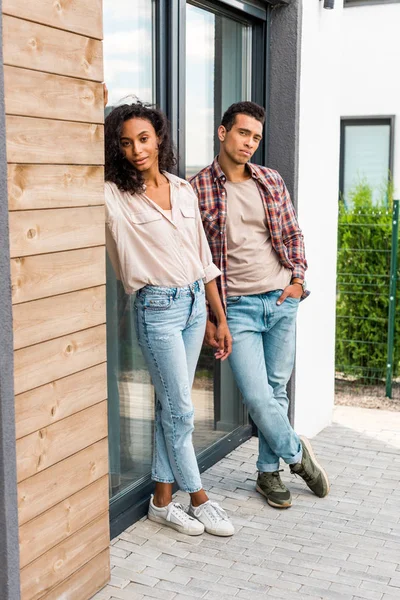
[190, 157, 309, 319]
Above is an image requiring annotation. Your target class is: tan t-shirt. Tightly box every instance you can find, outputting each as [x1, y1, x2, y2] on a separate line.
[225, 177, 291, 296]
[105, 172, 221, 293]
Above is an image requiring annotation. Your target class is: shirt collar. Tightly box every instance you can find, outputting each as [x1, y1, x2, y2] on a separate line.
[163, 171, 185, 188]
[211, 156, 262, 183]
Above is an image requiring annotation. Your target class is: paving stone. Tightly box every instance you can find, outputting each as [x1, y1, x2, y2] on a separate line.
[122, 583, 175, 600]
[91, 408, 400, 600]
[109, 575, 130, 590]
[154, 579, 204, 597]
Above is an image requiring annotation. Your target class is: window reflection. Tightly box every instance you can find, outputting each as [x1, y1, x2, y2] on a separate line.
[186, 2, 251, 454]
[103, 0, 155, 108]
[104, 0, 155, 499]
[186, 3, 252, 178]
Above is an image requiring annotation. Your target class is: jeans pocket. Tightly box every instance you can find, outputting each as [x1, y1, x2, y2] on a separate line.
[226, 296, 242, 305]
[143, 295, 173, 311]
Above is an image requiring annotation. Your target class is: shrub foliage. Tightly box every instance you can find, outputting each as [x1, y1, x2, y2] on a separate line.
[335, 181, 400, 382]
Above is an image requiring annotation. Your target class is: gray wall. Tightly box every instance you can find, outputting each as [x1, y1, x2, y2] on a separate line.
[0, 0, 22, 596]
[266, 0, 302, 204]
[266, 0, 302, 423]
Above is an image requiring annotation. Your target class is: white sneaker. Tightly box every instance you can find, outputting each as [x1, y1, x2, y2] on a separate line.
[188, 500, 235, 537]
[148, 495, 204, 536]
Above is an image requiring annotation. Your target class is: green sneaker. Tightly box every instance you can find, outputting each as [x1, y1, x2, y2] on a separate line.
[290, 436, 330, 498]
[256, 470, 292, 508]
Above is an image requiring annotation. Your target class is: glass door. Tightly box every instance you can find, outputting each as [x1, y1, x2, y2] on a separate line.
[185, 2, 252, 177]
[103, 0, 266, 534]
[186, 1, 253, 454]
[104, 0, 156, 500]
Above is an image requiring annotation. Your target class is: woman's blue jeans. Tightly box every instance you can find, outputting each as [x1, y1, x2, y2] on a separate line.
[134, 280, 206, 493]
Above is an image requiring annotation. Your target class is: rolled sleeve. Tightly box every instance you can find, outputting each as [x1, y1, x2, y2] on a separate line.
[203, 261, 221, 284]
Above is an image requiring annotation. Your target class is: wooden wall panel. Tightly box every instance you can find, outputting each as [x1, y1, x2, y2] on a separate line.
[14, 363, 107, 439]
[4, 67, 104, 123]
[17, 402, 107, 482]
[14, 324, 106, 395]
[2, 0, 102, 40]
[39, 549, 110, 600]
[8, 165, 104, 211]
[9, 206, 105, 257]
[20, 512, 109, 600]
[2, 16, 103, 81]
[6, 116, 104, 165]
[13, 286, 106, 350]
[11, 246, 105, 305]
[3, 2, 110, 597]
[18, 439, 108, 526]
[19, 476, 108, 568]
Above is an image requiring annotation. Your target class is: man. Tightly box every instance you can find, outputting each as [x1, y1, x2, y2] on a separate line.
[190, 101, 329, 508]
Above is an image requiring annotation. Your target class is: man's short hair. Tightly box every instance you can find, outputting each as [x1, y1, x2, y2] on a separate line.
[221, 101, 265, 132]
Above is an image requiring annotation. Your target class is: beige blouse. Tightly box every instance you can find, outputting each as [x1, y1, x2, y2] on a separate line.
[105, 172, 221, 293]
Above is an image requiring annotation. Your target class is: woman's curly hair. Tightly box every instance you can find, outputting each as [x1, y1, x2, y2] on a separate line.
[105, 101, 177, 194]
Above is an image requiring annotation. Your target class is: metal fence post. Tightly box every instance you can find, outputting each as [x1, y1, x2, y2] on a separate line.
[386, 199, 399, 398]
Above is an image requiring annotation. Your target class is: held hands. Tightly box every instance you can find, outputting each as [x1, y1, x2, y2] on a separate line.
[204, 320, 232, 361]
[277, 283, 303, 305]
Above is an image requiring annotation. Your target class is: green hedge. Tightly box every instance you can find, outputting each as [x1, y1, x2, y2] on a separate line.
[335, 181, 400, 382]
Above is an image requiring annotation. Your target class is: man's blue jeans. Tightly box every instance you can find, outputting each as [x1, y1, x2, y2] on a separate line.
[227, 291, 302, 472]
[134, 280, 206, 493]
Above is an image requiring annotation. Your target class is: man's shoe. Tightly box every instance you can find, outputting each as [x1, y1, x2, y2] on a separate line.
[256, 471, 292, 508]
[148, 495, 204, 536]
[290, 436, 330, 498]
[188, 500, 235, 536]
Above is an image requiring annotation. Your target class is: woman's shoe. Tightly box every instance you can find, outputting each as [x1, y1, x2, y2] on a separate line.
[148, 495, 204, 536]
[188, 500, 235, 536]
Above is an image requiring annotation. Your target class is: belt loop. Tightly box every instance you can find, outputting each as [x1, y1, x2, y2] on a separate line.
[174, 287, 180, 299]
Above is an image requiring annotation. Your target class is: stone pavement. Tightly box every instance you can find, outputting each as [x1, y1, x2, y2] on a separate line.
[93, 406, 400, 600]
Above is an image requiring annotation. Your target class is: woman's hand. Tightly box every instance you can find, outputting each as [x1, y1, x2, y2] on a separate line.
[204, 320, 232, 360]
[204, 279, 232, 359]
[214, 321, 232, 361]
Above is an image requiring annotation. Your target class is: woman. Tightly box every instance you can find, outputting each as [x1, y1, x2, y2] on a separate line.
[104, 100, 234, 537]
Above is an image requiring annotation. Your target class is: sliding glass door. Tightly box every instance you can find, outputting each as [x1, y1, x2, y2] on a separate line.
[103, 0, 268, 535]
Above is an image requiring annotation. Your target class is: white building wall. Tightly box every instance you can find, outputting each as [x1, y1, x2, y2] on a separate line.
[294, 0, 343, 437]
[341, 2, 400, 193]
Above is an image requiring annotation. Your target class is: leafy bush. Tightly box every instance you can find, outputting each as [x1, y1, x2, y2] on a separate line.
[335, 180, 400, 382]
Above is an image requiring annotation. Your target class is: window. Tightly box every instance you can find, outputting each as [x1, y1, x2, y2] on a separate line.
[104, 0, 156, 499]
[103, 0, 155, 109]
[340, 118, 394, 206]
[185, 3, 252, 177]
[103, 0, 267, 530]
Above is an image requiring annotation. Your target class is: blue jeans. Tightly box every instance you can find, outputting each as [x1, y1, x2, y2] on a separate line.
[134, 279, 206, 493]
[227, 291, 302, 472]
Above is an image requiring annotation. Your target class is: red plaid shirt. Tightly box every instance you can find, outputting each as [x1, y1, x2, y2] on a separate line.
[190, 157, 309, 318]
